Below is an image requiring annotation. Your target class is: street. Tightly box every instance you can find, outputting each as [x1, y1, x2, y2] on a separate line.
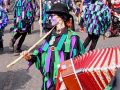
[0, 10, 120, 90]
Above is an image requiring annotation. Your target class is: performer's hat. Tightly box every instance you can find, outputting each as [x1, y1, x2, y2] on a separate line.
[46, 3, 72, 19]
[46, 3, 75, 31]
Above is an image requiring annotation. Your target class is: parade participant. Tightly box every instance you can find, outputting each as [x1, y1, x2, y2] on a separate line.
[0, 5, 9, 52]
[20, 3, 85, 90]
[9, 0, 35, 53]
[75, 2, 81, 24]
[40, 0, 73, 31]
[79, 0, 111, 52]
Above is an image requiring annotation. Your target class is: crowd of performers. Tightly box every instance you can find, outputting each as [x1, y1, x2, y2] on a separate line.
[0, 0, 120, 89]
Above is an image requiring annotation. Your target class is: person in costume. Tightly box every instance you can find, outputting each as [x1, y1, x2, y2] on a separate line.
[20, 3, 85, 90]
[39, 0, 73, 31]
[0, 5, 9, 52]
[9, 0, 35, 53]
[79, 0, 111, 52]
[75, 2, 81, 24]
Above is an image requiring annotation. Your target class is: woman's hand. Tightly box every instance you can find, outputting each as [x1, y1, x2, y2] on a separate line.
[20, 51, 31, 60]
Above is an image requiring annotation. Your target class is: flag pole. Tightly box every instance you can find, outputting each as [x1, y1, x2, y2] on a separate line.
[40, 0, 42, 37]
[32, 0, 34, 30]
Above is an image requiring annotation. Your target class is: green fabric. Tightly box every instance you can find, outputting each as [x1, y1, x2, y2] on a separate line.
[57, 34, 67, 51]
[79, 39, 85, 54]
[35, 58, 40, 69]
[41, 49, 48, 74]
[54, 79, 57, 85]
[104, 85, 112, 90]
[17, 7, 21, 16]
[21, 21, 23, 28]
[65, 30, 72, 52]
[27, 8, 29, 17]
[41, 50, 48, 67]
[33, 50, 40, 70]
[72, 49, 76, 58]
[16, 0, 21, 6]
[0, 12, 1, 16]
[65, 34, 71, 52]
[53, 47, 60, 81]
[33, 50, 39, 55]
[42, 42, 49, 51]
[68, 29, 72, 39]
[44, 75, 49, 90]
[11, 32, 14, 38]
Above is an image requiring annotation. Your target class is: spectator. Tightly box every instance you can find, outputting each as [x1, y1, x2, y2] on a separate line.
[75, 2, 81, 24]
[71, 0, 77, 13]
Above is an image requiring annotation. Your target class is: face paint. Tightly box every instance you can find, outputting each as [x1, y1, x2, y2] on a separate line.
[50, 14, 57, 26]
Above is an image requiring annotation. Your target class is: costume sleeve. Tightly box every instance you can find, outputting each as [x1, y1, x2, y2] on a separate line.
[78, 5, 88, 27]
[27, 49, 42, 70]
[70, 35, 85, 58]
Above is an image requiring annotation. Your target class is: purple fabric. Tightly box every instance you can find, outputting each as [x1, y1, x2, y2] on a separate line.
[98, 5, 101, 10]
[103, 4, 106, 9]
[91, 4, 94, 10]
[90, 27, 93, 33]
[45, 47, 52, 72]
[89, 19, 92, 23]
[47, 78, 51, 89]
[59, 51, 64, 63]
[70, 36, 76, 58]
[22, 0, 25, 6]
[39, 67, 43, 71]
[27, 62, 34, 70]
[87, 10, 89, 14]
[37, 48, 42, 53]
[97, 30, 99, 35]
[94, 15, 97, 20]
[95, 20, 98, 25]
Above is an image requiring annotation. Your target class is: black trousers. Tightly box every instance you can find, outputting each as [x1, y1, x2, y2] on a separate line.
[12, 32, 27, 49]
[0, 36, 3, 48]
[83, 33, 100, 52]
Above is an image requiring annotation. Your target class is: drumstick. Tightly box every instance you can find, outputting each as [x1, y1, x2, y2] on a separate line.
[7, 26, 55, 68]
